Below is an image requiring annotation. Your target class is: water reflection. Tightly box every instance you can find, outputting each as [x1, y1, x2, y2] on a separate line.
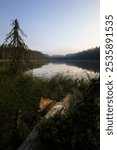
[30, 62, 99, 80]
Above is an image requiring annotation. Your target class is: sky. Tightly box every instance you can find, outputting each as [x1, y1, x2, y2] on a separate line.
[0, 0, 100, 55]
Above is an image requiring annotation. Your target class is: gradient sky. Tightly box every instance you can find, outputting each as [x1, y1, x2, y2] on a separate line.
[0, 0, 100, 55]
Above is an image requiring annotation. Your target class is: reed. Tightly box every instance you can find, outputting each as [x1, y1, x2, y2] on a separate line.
[0, 69, 99, 150]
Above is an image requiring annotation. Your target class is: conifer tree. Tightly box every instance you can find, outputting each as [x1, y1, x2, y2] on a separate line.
[3, 19, 30, 73]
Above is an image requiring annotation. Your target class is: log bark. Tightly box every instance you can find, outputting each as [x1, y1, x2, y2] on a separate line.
[17, 124, 39, 150]
[17, 94, 72, 150]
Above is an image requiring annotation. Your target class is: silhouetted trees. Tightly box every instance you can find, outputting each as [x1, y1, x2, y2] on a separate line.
[0, 47, 45, 60]
[65, 47, 100, 60]
[0, 19, 45, 71]
[1, 19, 30, 73]
[49, 47, 100, 61]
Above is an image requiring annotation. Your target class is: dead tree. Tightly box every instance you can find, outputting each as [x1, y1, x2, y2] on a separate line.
[2, 19, 30, 73]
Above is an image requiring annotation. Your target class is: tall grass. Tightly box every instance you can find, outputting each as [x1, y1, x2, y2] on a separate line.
[0, 69, 99, 150]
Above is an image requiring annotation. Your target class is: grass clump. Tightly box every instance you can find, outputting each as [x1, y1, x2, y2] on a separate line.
[0, 69, 99, 150]
[37, 78, 100, 150]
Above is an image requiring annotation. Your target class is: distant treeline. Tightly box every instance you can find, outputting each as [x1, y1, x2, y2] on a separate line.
[0, 45, 45, 60]
[50, 47, 100, 60]
[0, 46, 100, 61]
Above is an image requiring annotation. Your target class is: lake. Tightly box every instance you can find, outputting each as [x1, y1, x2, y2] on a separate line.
[29, 60, 100, 80]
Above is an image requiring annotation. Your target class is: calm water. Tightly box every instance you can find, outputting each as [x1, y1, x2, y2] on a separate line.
[30, 61, 100, 80]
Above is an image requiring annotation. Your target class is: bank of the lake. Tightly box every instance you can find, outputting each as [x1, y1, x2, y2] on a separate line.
[0, 69, 100, 150]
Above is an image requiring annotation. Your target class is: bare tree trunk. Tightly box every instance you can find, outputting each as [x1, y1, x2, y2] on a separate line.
[17, 94, 72, 150]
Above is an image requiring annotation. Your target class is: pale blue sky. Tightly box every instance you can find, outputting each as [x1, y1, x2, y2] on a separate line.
[0, 0, 100, 55]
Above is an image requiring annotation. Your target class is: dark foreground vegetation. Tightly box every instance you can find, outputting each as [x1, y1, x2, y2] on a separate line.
[0, 68, 100, 150]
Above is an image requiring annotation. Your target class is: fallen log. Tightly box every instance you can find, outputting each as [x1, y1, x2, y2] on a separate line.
[17, 124, 39, 150]
[17, 94, 72, 150]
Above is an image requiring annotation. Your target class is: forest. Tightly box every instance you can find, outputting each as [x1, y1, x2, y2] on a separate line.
[0, 45, 45, 60]
[49, 47, 100, 60]
[0, 45, 100, 61]
[65, 47, 100, 60]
